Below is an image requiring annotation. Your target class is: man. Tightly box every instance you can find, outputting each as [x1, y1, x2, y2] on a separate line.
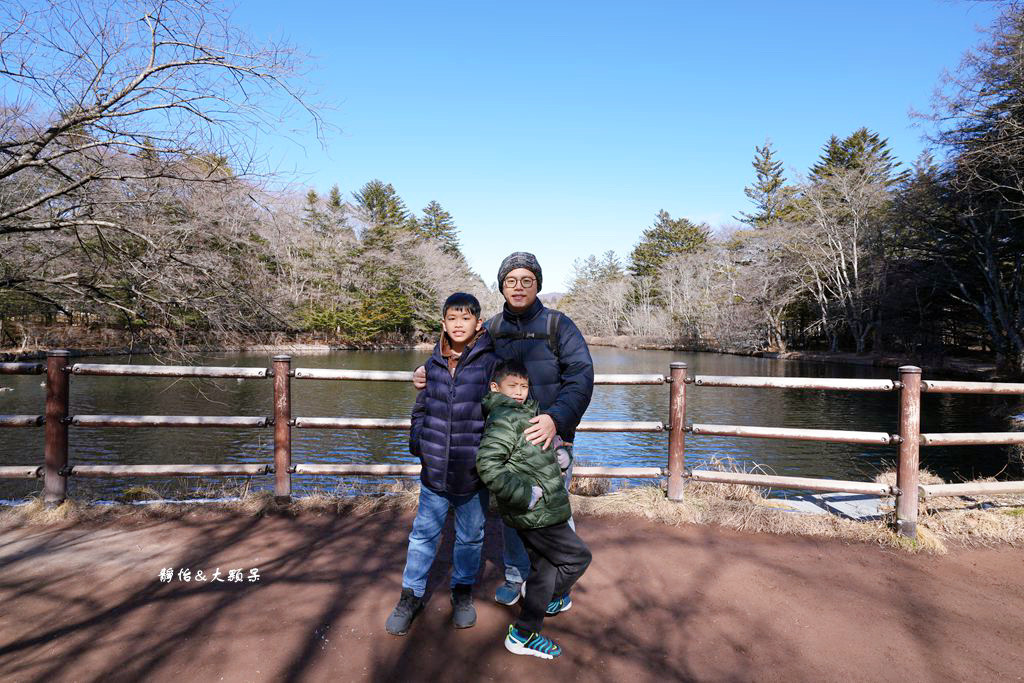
[414, 251, 594, 604]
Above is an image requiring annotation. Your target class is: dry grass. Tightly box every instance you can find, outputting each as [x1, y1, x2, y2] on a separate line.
[6, 465, 1024, 553]
[914, 479, 1024, 548]
[0, 480, 421, 528]
[872, 468, 946, 488]
[570, 483, 945, 554]
[568, 459, 612, 497]
[0, 496, 192, 527]
[864, 467, 1024, 548]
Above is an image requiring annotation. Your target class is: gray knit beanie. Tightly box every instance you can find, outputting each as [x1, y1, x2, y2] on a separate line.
[497, 252, 543, 293]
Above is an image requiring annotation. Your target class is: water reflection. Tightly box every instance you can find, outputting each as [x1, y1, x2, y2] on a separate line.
[1, 348, 1021, 500]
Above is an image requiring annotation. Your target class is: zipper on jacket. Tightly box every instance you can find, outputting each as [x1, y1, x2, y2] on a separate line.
[441, 339, 475, 488]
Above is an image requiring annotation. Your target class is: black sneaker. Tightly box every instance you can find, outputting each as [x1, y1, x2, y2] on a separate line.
[385, 588, 424, 636]
[451, 583, 477, 629]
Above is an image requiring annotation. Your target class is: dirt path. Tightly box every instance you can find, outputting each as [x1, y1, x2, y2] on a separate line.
[1, 508, 1022, 682]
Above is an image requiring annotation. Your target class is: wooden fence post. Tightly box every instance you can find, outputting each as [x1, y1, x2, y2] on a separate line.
[896, 365, 922, 538]
[667, 362, 687, 502]
[273, 355, 292, 503]
[43, 350, 70, 507]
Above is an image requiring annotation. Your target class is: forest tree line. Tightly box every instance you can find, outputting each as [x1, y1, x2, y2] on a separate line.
[1, 1, 1022, 374]
[0, 0, 496, 351]
[561, 8, 1024, 375]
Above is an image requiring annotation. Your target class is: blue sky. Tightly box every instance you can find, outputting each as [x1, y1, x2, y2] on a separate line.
[239, 1, 1000, 291]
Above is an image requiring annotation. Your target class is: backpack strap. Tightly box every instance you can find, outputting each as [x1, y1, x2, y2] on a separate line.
[485, 313, 503, 340]
[546, 309, 562, 365]
[487, 310, 563, 365]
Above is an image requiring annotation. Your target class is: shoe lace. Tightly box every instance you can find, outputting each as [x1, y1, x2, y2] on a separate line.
[396, 591, 418, 615]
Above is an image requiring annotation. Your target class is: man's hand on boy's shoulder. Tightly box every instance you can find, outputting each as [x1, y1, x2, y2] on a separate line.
[524, 413, 556, 450]
[412, 365, 426, 390]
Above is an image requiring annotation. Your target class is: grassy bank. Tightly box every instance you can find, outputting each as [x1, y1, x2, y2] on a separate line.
[5, 470, 1024, 554]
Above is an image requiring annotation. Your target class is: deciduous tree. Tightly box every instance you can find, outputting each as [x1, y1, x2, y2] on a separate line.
[0, 0, 320, 346]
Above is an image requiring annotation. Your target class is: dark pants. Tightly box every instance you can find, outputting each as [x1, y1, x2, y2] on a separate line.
[514, 521, 592, 633]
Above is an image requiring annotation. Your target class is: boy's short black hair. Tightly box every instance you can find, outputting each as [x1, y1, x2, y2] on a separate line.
[491, 359, 529, 385]
[442, 292, 481, 318]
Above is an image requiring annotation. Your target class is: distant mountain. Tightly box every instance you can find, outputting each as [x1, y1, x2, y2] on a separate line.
[539, 292, 564, 306]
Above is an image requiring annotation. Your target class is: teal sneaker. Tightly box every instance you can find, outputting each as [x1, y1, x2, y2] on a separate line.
[545, 594, 572, 616]
[504, 625, 562, 659]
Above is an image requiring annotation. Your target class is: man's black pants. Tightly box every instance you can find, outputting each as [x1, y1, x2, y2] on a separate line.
[514, 521, 592, 633]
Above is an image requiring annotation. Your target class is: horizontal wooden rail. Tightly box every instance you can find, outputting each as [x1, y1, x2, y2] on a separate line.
[920, 481, 1024, 498]
[690, 469, 894, 495]
[920, 432, 1024, 446]
[71, 415, 269, 428]
[293, 417, 664, 432]
[0, 466, 42, 479]
[578, 420, 664, 432]
[295, 417, 410, 429]
[690, 423, 895, 445]
[573, 466, 664, 478]
[921, 380, 1024, 395]
[294, 368, 414, 381]
[295, 463, 421, 476]
[293, 368, 666, 385]
[71, 363, 269, 379]
[291, 463, 664, 478]
[69, 464, 270, 477]
[594, 374, 666, 385]
[692, 375, 897, 391]
[0, 362, 44, 375]
[0, 415, 44, 427]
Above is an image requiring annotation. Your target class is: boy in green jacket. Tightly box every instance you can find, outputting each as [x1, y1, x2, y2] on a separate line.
[476, 359, 592, 660]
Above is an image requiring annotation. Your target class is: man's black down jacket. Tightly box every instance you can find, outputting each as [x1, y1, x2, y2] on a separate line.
[489, 299, 594, 442]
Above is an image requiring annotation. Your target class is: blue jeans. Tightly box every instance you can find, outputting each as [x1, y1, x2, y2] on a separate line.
[401, 485, 489, 597]
[503, 455, 574, 583]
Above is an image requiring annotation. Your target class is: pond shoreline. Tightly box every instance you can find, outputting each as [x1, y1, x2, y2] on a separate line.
[585, 335, 1001, 379]
[0, 337, 1002, 378]
[0, 341, 435, 363]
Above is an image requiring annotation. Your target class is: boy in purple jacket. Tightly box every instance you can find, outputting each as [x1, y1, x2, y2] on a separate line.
[385, 292, 499, 635]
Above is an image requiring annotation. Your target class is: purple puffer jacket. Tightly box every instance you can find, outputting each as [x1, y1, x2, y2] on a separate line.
[410, 332, 499, 495]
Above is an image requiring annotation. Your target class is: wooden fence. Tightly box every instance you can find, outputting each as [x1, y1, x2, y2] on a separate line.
[3, 352, 1024, 539]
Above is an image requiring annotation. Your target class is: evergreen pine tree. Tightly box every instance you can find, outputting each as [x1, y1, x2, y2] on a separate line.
[810, 128, 907, 187]
[354, 179, 412, 249]
[629, 210, 711, 278]
[302, 189, 329, 235]
[418, 200, 462, 256]
[325, 184, 352, 237]
[736, 140, 794, 228]
[353, 179, 410, 228]
[327, 184, 344, 211]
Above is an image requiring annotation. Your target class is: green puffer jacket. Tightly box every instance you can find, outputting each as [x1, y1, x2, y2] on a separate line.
[476, 392, 572, 530]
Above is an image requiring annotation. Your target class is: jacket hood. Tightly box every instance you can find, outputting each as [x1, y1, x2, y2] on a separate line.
[481, 391, 537, 416]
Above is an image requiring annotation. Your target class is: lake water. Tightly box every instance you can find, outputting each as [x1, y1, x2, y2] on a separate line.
[1, 348, 1022, 501]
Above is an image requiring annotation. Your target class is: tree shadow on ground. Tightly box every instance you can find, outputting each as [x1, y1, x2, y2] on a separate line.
[0, 508, 1023, 682]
